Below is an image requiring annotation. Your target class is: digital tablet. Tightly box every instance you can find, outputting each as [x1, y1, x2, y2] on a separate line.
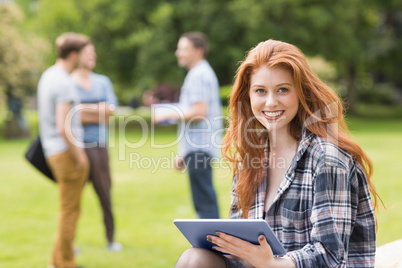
[151, 103, 183, 125]
[174, 219, 287, 256]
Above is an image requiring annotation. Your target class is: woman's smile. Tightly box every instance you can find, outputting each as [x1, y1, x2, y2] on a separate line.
[262, 110, 285, 120]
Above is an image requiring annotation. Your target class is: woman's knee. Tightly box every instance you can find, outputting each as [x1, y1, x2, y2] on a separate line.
[175, 248, 226, 268]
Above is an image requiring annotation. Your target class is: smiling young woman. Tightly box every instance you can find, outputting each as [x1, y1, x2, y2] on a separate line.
[175, 39, 381, 268]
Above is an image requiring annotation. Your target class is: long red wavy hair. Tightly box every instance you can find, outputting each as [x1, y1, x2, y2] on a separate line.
[222, 39, 381, 218]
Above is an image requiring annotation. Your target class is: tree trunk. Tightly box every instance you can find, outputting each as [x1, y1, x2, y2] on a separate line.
[3, 90, 30, 139]
[345, 64, 358, 115]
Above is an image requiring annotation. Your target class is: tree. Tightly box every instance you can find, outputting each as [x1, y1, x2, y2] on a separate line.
[227, 0, 383, 113]
[0, 2, 49, 138]
[367, 0, 402, 91]
[14, 0, 401, 111]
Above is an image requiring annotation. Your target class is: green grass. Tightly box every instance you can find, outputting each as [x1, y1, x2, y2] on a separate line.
[347, 117, 402, 245]
[0, 125, 233, 268]
[0, 112, 401, 267]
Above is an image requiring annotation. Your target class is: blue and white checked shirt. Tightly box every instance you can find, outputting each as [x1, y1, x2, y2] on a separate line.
[230, 129, 376, 267]
[177, 60, 223, 158]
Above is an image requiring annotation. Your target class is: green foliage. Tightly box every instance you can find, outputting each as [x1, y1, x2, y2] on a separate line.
[358, 83, 397, 105]
[366, 1, 402, 88]
[9, 0, 402, 109]
[0, 3, 49, 100]
[220, 85, 232, 106]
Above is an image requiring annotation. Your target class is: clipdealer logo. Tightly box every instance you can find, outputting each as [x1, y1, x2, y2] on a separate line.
[63, 101, 340, 170]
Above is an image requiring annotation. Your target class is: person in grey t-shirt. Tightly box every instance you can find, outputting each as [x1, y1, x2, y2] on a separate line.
[155, 32, 223, 219]
[38, 32, 90, 268]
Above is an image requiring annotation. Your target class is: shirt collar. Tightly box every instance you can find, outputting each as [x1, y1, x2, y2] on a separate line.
[295, 127, 315, 162]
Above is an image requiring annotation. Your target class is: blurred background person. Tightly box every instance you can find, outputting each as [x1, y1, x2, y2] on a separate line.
[154, 32, 223, 219]
[71, 41, 122, 252]
[38, 32, 90, 268]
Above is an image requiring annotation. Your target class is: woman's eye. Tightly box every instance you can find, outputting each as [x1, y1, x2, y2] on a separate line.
[278, 87, 288, 93]
[256, 88, 265, 93]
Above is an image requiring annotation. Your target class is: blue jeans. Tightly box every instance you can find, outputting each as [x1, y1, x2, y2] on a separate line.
[185, 152, 219, 219]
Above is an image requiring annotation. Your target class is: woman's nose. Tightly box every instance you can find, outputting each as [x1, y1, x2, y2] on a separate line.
[265, 93, 278, 107]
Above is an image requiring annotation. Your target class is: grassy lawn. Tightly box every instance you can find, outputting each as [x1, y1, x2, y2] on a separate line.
[0, 110, 401, 267]
[346, 116, 402, 246]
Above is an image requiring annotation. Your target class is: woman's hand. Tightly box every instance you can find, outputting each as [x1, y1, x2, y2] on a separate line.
[207, 232, 296, 268]
[207, 232, 275, 268]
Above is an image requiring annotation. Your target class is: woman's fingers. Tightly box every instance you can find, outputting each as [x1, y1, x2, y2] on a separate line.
[207, 232, 253, 257]
[258, 235, 274, 257]
[207, 233, 276, 267]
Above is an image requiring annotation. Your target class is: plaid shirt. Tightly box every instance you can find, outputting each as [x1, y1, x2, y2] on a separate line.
[230, 129, 376, 267]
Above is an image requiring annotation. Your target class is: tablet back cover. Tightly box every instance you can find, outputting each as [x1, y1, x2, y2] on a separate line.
[174, 219, 286, 256]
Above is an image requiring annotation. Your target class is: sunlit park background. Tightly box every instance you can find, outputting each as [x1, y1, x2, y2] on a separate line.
[1, 0, 402, 267]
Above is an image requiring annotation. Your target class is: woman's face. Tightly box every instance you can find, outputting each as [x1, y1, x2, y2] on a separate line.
[79, 43, 96, 70]
[249, 65, 299, 135]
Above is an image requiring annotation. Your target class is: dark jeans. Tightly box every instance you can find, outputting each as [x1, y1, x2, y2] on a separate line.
[224, 257, 245, 268]
[85, 147, 115, 243]
[185, 152, 219, 219]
